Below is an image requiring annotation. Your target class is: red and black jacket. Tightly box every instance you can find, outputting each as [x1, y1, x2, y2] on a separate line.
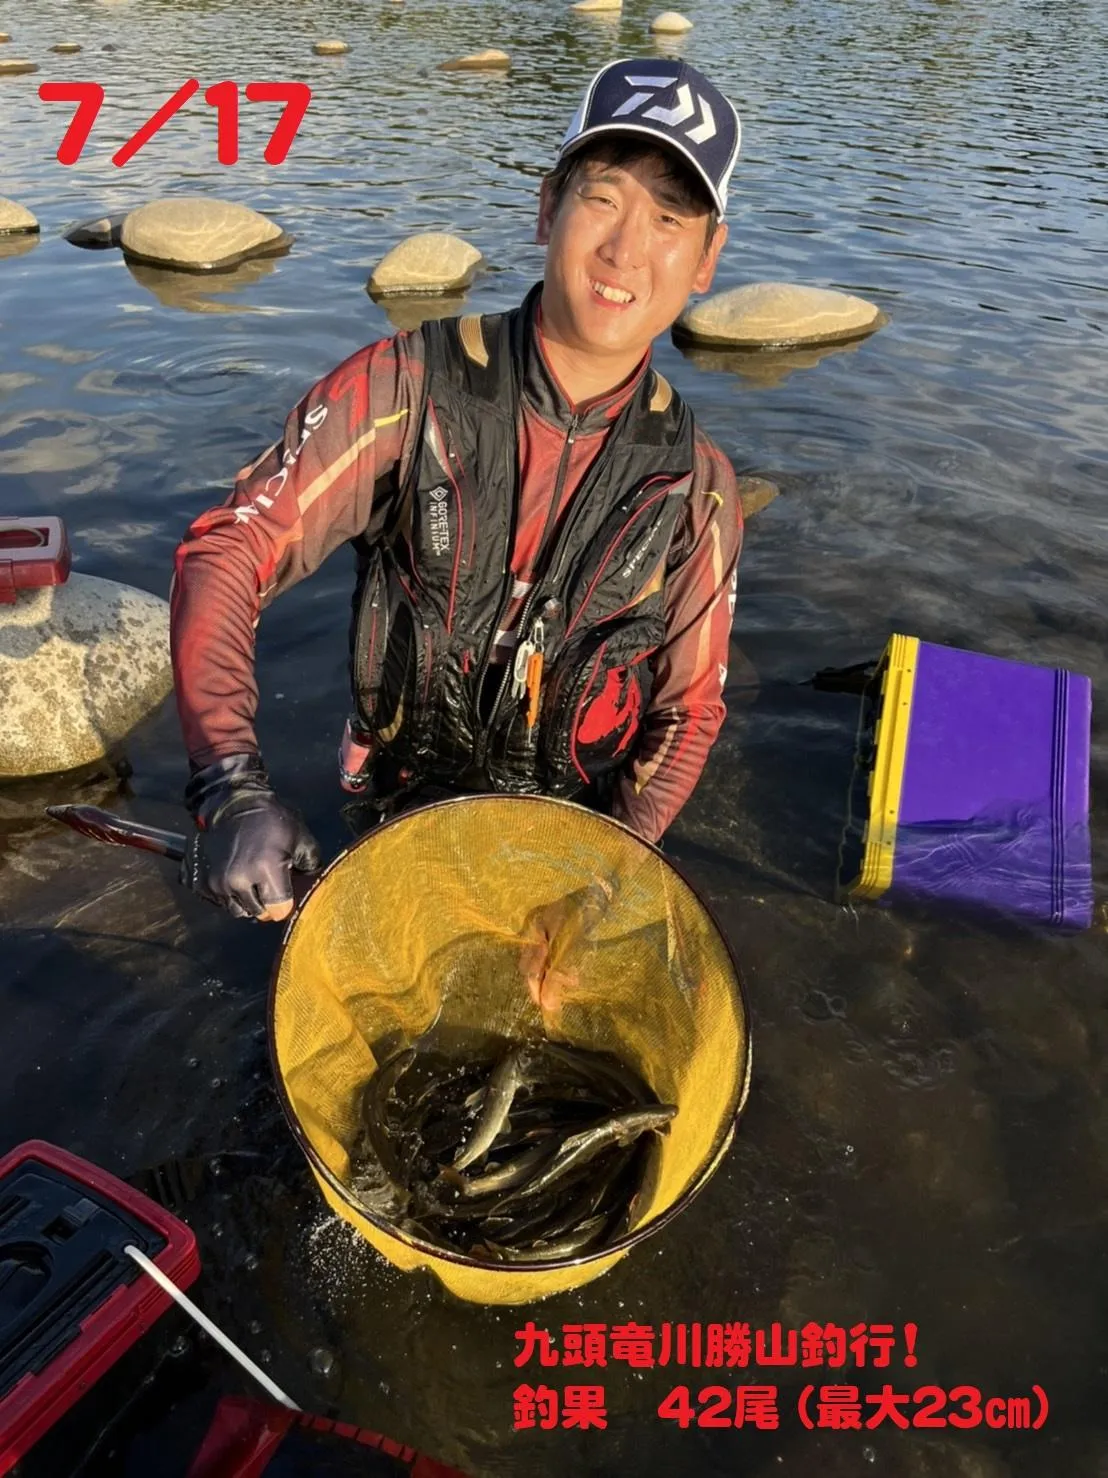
[350, 284, 696, 799]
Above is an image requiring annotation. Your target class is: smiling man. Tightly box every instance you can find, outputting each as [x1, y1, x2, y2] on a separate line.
[171, 59, 746, 921]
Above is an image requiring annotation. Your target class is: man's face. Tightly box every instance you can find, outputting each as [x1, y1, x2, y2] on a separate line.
[536, 149, 728, 367]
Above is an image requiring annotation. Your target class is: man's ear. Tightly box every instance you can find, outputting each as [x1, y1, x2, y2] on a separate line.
[536, 178, 556, 246]
[692, 220, 728, 295]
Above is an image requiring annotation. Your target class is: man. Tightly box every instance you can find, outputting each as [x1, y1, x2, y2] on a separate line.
[171, 58, 745, 922]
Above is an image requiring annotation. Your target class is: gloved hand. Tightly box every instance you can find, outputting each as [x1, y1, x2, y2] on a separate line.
[180, 755, 322, 922]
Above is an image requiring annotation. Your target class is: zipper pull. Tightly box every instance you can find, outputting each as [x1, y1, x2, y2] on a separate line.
[512, 639, 534, 701]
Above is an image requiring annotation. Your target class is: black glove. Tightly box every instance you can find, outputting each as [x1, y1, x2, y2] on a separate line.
[181, 755, 322, 921]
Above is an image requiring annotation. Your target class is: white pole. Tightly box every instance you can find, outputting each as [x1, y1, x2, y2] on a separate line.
[124, 1244, 300, 1411]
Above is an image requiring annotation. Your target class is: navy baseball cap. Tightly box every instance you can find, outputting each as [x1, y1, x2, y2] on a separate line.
[558, 58, 742, 216]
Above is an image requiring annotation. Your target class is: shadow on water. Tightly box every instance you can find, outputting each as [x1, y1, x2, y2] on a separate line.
[667, 676, 864, 907]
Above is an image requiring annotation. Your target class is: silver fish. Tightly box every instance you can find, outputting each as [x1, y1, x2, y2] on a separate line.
[478, 1216, 610, 1263]
[495, 1105, 676, 1204]
[453, 1045, 538, 1170]
[439, 1140, 553, 1199]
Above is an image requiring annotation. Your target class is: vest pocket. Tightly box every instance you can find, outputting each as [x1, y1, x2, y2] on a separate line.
[541, 617, 663, 790]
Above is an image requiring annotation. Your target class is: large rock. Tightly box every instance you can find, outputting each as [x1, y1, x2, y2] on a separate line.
[736, 476, 779, 519]
[650, 10, 693, 31]
[0, 574, 173, 779]
[312, 39, 349, 55]
[0, 58, 38, 76]
[65, 212, 126, 248]
[0, 199, 38, 236]
[120, 197, 292, 273]
[677, 282, 883, 349]
[368, 233, 483, 297]
[438, 49, 511, 72]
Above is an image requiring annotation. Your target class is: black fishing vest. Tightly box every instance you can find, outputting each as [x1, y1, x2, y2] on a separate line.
[348, 285, 697, 800]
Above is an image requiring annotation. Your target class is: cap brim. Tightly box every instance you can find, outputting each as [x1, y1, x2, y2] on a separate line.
[558, 122, 727, 216]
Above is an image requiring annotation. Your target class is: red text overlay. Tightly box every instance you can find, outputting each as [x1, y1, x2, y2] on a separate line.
[512, 1383, 1049, 1433]
[38, 81, 312, 166]
[513, 1321, 920, 1370]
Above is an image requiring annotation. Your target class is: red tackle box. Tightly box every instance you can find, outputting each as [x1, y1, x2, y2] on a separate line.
[0, 518, 71, 603]
[0, 1139, 200, 1474]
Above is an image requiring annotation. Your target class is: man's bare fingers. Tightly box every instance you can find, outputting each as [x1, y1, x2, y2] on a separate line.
[256, 898, 294, 923]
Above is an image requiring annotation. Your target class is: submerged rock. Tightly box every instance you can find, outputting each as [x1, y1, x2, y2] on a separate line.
[0, 58, 38, 76]
[650, 10, 693, 31]
[735, 476, 779, 519]
[64, 212, 126, 249]
[312, 39, 349, 55]
[120, 197, 291, 273]
[677, 282, 883, 349]
[0, 574, 173, 779]
[0, 199, 39, 236]
[438, 49, 511, 72]
[368, 233, 483, 297]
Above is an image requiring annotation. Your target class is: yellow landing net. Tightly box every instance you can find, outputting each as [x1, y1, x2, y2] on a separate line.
[270, 795, 750, 1305]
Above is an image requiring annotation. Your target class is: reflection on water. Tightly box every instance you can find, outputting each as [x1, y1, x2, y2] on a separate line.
[675, 334, 869, 389]
[1, 0, 1107, 1472]
[0, 234, 39, 261]
[126, 254, 278, 314]
[376, 291, 473, 333]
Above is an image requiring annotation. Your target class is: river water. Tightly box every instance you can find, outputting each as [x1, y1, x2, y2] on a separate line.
[1, 0, 1106, 1473]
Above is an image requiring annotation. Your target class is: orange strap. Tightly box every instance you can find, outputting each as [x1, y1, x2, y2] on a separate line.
[525, 651, 544, 728]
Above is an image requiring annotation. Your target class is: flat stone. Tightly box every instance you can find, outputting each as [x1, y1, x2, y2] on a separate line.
[120, 197, 292, 273]
[312, 39, 349, 55]
[736, 476, 780, 519]
[368, 233, 483, 297]
[0, 58, 38, 76]
[0, 33, 10, 43]
[650, 10, 693, 31]
[438, 49, 511, 72]
[64, 212, 126, 249]
[572, 0, 622, 10]
[0, 574, 173, 778]
[0, 198, 39, 236]
[677, 282, 883, 348]
[52, 42, 83, 54]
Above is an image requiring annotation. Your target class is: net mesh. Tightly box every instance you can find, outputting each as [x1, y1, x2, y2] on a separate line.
[272, 795, 750, 1303]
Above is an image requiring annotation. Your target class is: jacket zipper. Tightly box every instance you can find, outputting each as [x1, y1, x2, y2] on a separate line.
[478, 413, 580, 754]
[473, 428, 523, 769]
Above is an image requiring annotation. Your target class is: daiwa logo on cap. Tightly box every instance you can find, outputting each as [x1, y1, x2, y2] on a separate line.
[611, 74, 718, 143]
[559, 58, 742, 216]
